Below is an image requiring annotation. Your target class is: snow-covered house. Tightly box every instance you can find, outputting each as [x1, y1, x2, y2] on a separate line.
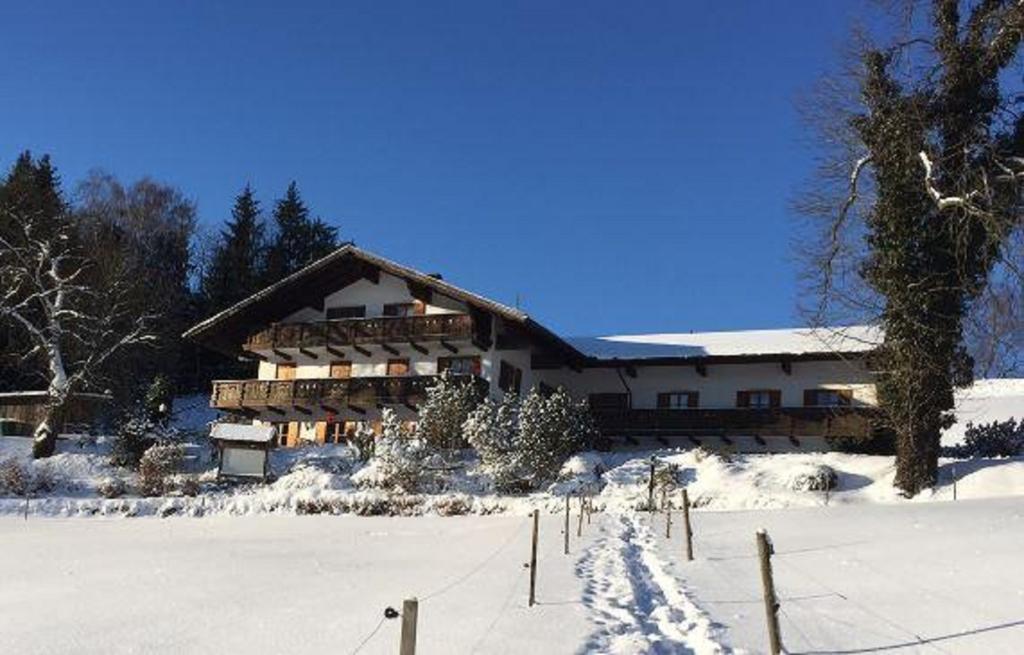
[184, 245, 884, 452]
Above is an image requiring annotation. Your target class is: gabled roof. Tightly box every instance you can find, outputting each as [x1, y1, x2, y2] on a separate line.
[569, 325, 881, 365]
[182, 244, 580, 360]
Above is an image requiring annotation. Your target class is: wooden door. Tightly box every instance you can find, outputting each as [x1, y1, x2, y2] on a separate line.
[277, 363, 297, 380]
[285, 421, 300, 447]
[315, 421, 328, 444]
[387, 358, 410, 376]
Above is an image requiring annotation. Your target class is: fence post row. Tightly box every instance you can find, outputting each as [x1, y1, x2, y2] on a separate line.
[399, 597, 418, 655]
[529, 509, 539, 607]
[577, 494, 585, 538]
[756, 530, 783, 655]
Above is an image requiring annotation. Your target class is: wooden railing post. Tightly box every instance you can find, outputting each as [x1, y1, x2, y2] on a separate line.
[682, 488, 693, 561]
[529, 509, 539, 606]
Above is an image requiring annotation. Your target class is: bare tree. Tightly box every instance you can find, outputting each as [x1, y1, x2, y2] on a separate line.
[0, 206, 156, 457]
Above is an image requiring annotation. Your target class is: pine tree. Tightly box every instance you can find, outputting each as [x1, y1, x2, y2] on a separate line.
[202, 185, 265, 312]
[263, 182, 338, 285]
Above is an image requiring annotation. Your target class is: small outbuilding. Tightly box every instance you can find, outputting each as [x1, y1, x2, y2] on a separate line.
[211, 423, 276, 480]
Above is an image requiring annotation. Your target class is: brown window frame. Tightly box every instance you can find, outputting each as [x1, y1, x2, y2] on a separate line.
[276, 363, 297, 380]
[329, 360, 352, 379]
[386, 358, 410, 377]
[383, 301, 426, 317]
[498, 360, 523, 394]
[657, 391, 699, 409]
[438, 355, 481, 376]
[326, 305, 366, 320]
[737, 389, 781, 408]
[803, 388, 852, 407]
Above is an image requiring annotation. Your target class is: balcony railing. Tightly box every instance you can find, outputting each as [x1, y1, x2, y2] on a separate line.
[211, 375, 489, 411]
[244, 313, 477, 352]
[592, 406, 879, 439]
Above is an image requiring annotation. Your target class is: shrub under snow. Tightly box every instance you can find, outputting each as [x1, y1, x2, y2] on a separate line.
[415, 370, 482, 450]
[352, 408, 429, 493]
[138, 443, 185, 497]
[788, 464, 839, 492]
[465, 387, 596, 492]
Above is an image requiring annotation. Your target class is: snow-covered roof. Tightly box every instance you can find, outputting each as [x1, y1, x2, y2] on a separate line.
[210, 423, 276, 443]
[568, 325, 881, 361]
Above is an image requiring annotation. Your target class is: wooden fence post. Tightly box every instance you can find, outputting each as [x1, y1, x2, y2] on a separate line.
[756, 530, 782, 655]
[647, 458, 656, 511]
[399, 597, 418, 655]
[577, 494, 584, 537]
[952, 465, 958, 501]
[682, 488, 693, 561]
[564, 494, 570, 555]
[529, 509, 539, 607]
[586, 496, 592, 524]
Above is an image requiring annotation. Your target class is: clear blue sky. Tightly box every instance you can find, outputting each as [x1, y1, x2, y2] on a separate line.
[1, 1, 863, 337]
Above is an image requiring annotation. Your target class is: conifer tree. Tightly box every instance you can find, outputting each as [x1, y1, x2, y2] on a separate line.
[202, 185, 265, 313]
[263, 181, 338, 285]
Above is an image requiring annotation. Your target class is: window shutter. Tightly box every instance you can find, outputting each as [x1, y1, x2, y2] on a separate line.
[736, 391, 750, 408]
[769, 390, 782, 407]
[657, 393, 670, 409]
[687, 392, 699, 408]
[803, 389, 817, 406]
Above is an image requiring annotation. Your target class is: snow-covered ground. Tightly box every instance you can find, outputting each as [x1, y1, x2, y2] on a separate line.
[4, 498, 1023, 654]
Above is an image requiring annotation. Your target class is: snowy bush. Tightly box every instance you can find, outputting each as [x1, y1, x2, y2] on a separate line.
[138, 443, 185, 496]
[348, 422, 376, 463]
[110, 414, 157, 468]
[354, 409, 428, 493]
[466, 387, 596, 492]
[31, 463, 57, 493]
[416, 370, 483, 450]
[788, 464, 838, 492]
[98, 476, 127, 499]
[0, 457, 30, 496]
[653, 462, 681, 492]
[179, 477, 200, 497]
[960, 418, 1024, 457]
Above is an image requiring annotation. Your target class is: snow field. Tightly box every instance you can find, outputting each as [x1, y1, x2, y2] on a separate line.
[648, 497, 1024, 654]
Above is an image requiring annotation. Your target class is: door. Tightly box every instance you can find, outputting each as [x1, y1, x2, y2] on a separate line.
[277, 363, 297, 380]
[330, 361, 352, 379]
[387, 358, 410, 376]
[315, 421, 328, 444]
[285, 421, 300, 447]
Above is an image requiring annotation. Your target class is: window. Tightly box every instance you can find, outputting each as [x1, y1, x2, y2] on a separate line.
[438, 356, 481, 376]
[803, 389, 852, 407]
[326, 305, 366, 320]
[276, 363, 297, 380]
[383, 301, 426, 317]
[657, 391, 699, 409]
[387, 358, 410, 376]
[737, 390, 780, 408]
[498, 360, 523, 394]
[588, 393, 629, 410]
[329, 361, 352, 379]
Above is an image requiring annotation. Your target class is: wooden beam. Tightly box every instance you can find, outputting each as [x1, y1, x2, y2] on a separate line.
[272, 349, 293, 361]
[299, 348, 318, 359]
[348, 404, 367, 415]
[353, 344, 371, 357]
[688, 436, 702, 447]
[238, 351, 268, 362]
[788, 436, 801, 448]
[381, 343, 400, 356]
[754, 435, 767, 446]
[439, 340, 458, 354]
[295, 406, 312, 415]
[320, 404, 339, 414]
[721, 435, 733, 446]
[781, 360, 792, 375]
[695, 363, 708, 377]
[408, 340, 428, 355]
[403, 401, 417, 412]
[267, 406, 285, 415]
[326, 346, 345, 358]
[656, 436, 669, 447]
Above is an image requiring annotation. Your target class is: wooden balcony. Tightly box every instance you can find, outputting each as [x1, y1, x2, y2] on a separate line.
[592, 406, 879, 439]
[211, 375, 489, 412]
[243, 313, 479, 354]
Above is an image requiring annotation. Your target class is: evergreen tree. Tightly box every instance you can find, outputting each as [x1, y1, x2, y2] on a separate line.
[263, 181, 338, 285]
[202, 185, 265, 312]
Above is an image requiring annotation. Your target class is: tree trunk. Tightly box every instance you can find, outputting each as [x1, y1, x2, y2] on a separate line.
[893, 426, 940, 496]
[32, 402, 64, 459]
